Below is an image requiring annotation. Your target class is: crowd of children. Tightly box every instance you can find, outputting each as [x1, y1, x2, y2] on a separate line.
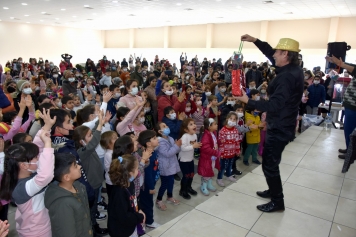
[0, 55, 276, 237]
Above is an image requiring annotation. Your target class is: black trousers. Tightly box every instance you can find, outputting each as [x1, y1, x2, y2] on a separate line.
[0, 204, 8, 221]
[262, 131, 289, 202]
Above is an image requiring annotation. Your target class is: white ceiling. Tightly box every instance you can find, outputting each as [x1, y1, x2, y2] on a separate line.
[0, 0, 355, 30]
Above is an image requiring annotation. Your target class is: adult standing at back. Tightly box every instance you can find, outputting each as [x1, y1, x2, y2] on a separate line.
[325, 56, 356, 158]
[236, 35, 304, 212]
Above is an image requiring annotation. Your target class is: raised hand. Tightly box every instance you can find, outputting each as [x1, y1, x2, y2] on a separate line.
[207, 102, 213, 109]
[178, 91, 186, 102]
[104, 111, 112, 123]
[25, 95, 33, 108]
[0, 220, 9, 237]
[39, 108, 56, 130]
[40, 130, 52, 145]
[175, 139, 182, 147]
[178, 112, 185, 120]
[241, 34, 257, 43]
[141, 147, 153, 163]
[103, 91, 113, 103]
[18, 97, 27, 111]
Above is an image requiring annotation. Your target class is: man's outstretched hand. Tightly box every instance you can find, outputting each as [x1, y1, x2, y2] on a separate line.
[241, 34, 257, 43]
[234, 90, 249, 104]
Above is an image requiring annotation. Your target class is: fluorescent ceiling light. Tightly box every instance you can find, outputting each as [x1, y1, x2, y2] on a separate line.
[41, 12, 46, 14]
[280, 2, 286, 5]
[24, 14, 29, 16]
[176, 3, 182, 6]
[10, 17, 14, 19]
[26, 22, 30, 23]
[72, 16, 77, 17]
[84, 5, 90, 7]
[3, 7, 9, 10]
[112, 0, 118, 2]
[22, 3, 28, 5]
[40, 20, 43, 22]
[61, 9, 66, 11]
[55, 18, 59, 20]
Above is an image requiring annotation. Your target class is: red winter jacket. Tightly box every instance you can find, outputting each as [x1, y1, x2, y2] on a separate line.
[157, 94, 185, 121]
[100, 60, 110, 73]
[198, 130, 220, 177]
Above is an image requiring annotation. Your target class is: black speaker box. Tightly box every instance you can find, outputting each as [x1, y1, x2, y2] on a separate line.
[325, 42, 351, 72]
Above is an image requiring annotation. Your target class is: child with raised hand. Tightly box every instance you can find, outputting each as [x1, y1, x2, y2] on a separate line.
[44, 153, 92, 237]
[217, 112, 240, 187]
[132, 109, 147, 135]
[178, 118, 201, 200]
[143, 100, 154, 130]
[137, 130, 160, 229]
[154, 122, 182, 210]
[0, 108, 55, 237]
[107, 154, 146, 237]
[115, 96, 146, 136]
[198, 118, 220, 196]
[73, 111, 108, 230]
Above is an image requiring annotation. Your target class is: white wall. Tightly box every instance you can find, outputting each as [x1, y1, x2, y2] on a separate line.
[1, 17, 356, 71]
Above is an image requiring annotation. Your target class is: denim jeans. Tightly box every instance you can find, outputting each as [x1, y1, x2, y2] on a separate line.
[217, 158, 233, 179]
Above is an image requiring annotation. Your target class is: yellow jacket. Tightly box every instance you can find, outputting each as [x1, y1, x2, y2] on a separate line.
[245, 111, 261, 144]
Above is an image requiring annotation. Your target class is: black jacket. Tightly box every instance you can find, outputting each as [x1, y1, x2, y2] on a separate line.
[108, 182, 144, 237]
[246, 69, 263, 87]
[247, 39, 304, 141]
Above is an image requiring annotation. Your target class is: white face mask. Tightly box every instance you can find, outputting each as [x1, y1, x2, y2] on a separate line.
[23, 88, 33, 95]
[35, 86, 40, 91]
[123, 68, 128, 72]
[304, 76, 309, 80]
[261, 89, 266, 94]
[185, 107, 191, 112]
[205, 92, 212, 96]
[56, 102, 62, 107]
[226, 101, 236, 106]
[139, 117, 145, 123]
[220, 88, 226, 93]
[237, 112, 244, 118]
[26, 161, 39, 173]
[114, 92, 121, 98]
[255, 96, 261, 101]
[68, 78, 75, 82]
[130, 87, 138, 96]
[169, 113, 176, 120]
[314, 80, 320, 85]
[249, 86, 256, 90]
[144, 107, 151, 113]
[227, 120, 236, 127]
[196, 101, 202, 106]
[344, 73, 349, 77]
[164, 89, 173, 96]
[53, 74, 58, 78]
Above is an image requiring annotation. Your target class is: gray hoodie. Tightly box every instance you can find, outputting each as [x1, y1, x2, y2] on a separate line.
[44, 181, 92, 237]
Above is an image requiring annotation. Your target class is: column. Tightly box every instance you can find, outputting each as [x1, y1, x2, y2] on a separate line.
[206, 24, 214, 48]
[163, 26, 170, 48]
[328, 17, 339, 43]
[259, 21, 269, 42]
[129, 28, 135, 48]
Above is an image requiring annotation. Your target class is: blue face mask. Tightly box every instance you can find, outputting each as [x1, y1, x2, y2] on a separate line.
[129, 176, 135, 182]
[253, 112, 259, 116]
[162, 127, 170, 136]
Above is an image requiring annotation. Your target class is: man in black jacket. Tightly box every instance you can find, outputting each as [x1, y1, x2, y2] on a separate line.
[246, 64, 264, 87]
[236, 35, 304, 212]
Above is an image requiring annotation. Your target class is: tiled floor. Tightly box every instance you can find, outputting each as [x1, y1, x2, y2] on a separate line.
[7, 126, 356, 237]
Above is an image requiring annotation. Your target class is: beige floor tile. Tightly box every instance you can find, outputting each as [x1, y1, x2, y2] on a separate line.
[246, 232, 265, 237]
[152, 202, 194, 226]
[309, 126, 324, 131]
[227, 173, 268, 199]
[341, 178, 356, 201]
[293, 135, 318, 145]
[298, 154, 345, 177]
[280, 150, 304, 166]
[284, 142, 312, 154]
[148, 212, 189, 237]
[250, 163, 296, 182]
[287, 167, 343, 196]
[302, 128, 323, 136]
[284, 183, 339, 221]
[195, 189, 264, 230]
[305, 145, 340, 160]
[345, 164, 356, 181]
[329, 223, 356, 237]
[313, 137, 346, 150]
[334, 197, 356, 229]
[252, 208, 332, 237]
[160, 209, 249, 237]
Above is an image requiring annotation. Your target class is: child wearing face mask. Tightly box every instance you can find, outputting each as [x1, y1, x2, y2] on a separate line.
[216, 82, 228, 109]
[216, 112, 240, 187]
[184, 99, 197, 118]
[132, 110, 147, 135]
[221, 94, 236, 125]
[246, 81, 256, 98]
[73, 113, 110, 235]
[243, 108, 263, 166]
[120, 80, 143, 109]
[0, 111, 54, 237]
[162, 106, 185, 141]
[115, 97, 146, 136]
[250, 89, 261, 101]
[154, 122, 182, 210]
[192, 96, 210, 134]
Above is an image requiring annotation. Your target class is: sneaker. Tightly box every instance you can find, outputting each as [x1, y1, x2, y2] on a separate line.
[174, 174, 181, 181]
[146, 222, 161, 229]
[216, 179, 225, 187]
[243, 161, 250, 166]
[96, 212, 106, 221]
[228, 176, 237, 182]
[232, 169, 242, 175]
[252, 160, 261, 165]
[97, 200, 108, 212]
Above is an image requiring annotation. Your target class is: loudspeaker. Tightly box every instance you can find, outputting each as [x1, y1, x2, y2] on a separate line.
[325, 42, 351, 72]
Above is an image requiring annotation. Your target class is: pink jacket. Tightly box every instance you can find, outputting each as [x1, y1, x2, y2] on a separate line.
[116, 105, 143, 136]
[3, 112, 35, 141]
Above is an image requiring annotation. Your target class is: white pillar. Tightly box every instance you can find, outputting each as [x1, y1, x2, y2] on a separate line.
[259, 21, 269, 42]
[163, 26, 170, 48]
[129, 28, 135, 48]
[328, 17, 339, 43]
[206, 24, 214, 48]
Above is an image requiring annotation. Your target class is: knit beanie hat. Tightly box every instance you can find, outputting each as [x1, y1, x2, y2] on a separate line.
[17, 80, 30, 92]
